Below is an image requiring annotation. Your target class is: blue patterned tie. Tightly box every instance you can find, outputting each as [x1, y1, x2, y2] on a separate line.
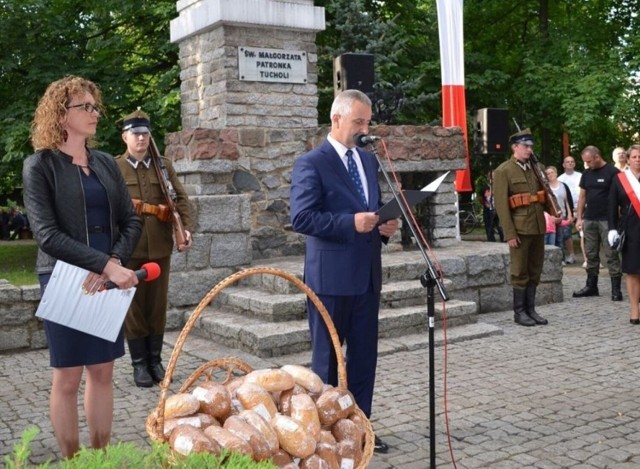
[346, 149, 367, 206]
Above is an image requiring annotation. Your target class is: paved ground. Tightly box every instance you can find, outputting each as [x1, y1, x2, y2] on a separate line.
[2, 258, 640, 468]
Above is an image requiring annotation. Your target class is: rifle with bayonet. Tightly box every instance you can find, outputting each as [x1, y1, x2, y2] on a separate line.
[512, 119, 562, 218]
[148, 135, 189, 251]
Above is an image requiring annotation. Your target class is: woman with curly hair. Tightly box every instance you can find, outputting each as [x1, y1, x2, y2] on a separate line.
[22, 76, 142, 458]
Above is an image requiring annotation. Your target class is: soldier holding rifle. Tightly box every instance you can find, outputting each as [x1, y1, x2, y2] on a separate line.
[494, 128, 557, 327]
[115, 109, 194, 387]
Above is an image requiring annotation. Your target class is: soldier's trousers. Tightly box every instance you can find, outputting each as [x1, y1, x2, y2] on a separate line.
[509, 233, 545, 288]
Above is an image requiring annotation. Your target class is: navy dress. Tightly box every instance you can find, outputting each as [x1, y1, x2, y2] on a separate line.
[40, 170, 125, 367]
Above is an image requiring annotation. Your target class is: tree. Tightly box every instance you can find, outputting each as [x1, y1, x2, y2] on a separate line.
[0, 0, 179, 199]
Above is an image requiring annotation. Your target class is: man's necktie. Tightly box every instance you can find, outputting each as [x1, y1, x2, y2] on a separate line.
[346, 149, 367, 206]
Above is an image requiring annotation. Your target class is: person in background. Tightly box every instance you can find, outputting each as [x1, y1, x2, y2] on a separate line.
[608, 144, 640, 324]
[115, 109, 194, 388]
[0, 208, 9, 240]
[22, 76, 142, 458]
[546, 166, 574, 263]
[493, 128, 549, 327]
[544, 211, 557, 246]
[612, 147, 628, 171]
[480, 183, 504, 242]
[290, 89, 399, 453]
[573, 145, 622, 300]
[8, 207, 28, 240]
[558, 155, 581, 264]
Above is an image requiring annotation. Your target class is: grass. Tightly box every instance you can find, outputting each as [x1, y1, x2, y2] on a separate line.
[0, 241, 38, 286]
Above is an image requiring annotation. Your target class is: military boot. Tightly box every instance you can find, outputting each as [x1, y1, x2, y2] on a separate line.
[128, 338, 153, 387]
[525, 286, 548, 325]
[572, 275, 599, 297]
[611, 276, 623, 301]
[147, 335, 166, 384]
[513, 288, 536, 326]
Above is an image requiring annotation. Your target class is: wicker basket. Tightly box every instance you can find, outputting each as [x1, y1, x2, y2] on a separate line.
[145, 266, 374, 468]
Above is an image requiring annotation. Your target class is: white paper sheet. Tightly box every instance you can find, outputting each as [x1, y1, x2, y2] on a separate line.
[35, 260, 136, 342]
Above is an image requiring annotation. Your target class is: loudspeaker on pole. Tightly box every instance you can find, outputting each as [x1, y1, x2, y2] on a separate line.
[333, 53, 375, 96]
[475, 108, 509, 155]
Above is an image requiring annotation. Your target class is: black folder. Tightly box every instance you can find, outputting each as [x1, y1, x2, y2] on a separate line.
[376, 172, 448, 222]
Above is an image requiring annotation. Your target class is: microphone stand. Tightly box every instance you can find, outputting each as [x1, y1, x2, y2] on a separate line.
[366, 141, 448, 468]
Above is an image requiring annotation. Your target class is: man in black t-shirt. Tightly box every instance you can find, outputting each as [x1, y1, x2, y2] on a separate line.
[573, 145, 622, 300]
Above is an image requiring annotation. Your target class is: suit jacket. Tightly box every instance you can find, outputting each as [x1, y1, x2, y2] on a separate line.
[290, 139, 384, 296]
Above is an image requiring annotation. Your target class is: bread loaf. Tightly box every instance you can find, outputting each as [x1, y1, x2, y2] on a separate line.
[316, 442, 340, 469]
[245, 368, 295, 393]
[192, 381, 232, 419]
[238, 409, 279, 453]
[272, 414, 316, 459]
[226, 376, 246, 396]
[223, 415, 272, 461]
[281, 364, 325, 394]
[164, 393, 200, 419]
[300, 453, 331, 469]
[290, 393, 321, 440]
[203, 425, 253, 457]
[336, 439, 361, 468]
[169, 424, 220, 456]
[236, 382, 278, 420]
[318, 430, 337, 445]
[331, 418, 363, 446]
[315, 388, 355, 426]
[278, 383, 307, 415]
[163, 415, 202, 438]
[270, 448, 294, 467]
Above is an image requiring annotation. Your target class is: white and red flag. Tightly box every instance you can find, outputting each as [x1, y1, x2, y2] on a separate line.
[437, 0, 472, 193]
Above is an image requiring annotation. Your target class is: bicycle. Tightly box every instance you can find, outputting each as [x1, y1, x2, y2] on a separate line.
[458, 202, 482, 234]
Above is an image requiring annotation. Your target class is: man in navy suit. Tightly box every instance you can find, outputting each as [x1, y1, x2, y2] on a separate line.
[290, 89, 399, 453]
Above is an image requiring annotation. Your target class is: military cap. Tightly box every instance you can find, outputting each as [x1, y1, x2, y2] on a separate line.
[121, 108, 151, 133]
[509, 128, 534, 145]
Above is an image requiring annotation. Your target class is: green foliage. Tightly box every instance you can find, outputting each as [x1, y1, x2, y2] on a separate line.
[0, 240, 38, 285]
[4, 427, 278, 468]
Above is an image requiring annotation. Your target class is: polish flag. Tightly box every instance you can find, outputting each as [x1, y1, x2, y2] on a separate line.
[437, 0, 472, 193]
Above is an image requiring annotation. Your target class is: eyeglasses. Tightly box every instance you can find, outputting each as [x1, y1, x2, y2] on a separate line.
[66, 102, 100, 114]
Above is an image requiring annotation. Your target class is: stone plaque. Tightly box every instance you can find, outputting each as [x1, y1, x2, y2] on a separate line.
[238, 47, 307, 84]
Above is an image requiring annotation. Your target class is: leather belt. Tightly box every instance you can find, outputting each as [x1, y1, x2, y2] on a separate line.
[88, 225, 107, 233]
[131, 198, 172, 223]
[508, 190, 546, 209]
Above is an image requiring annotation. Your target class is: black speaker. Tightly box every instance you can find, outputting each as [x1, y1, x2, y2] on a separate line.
[475, 108, 509, 154]
[333, 53, 374, 96]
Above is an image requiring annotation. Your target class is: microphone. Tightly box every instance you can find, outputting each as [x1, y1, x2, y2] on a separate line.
[102, 262, 161, 290]
[355, 133, 381, 147]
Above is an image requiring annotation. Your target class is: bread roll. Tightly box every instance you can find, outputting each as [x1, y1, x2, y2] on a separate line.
[223, 415, 272, 461]
[245, 368, 295, 393]
[236, 382, 278, 420]
[196, 413, 220, 430]
[169, 424, 220, 456]
[225, 376, 246, 396]
[271, 414, 316, 459]
[203, 425, 253, 457]
[164, 393, 200, 419]
[290, 393, 321, 440]
[281, 365, 325, 394]
[315, 388, 355, 426]
[192, 381, 232, 419]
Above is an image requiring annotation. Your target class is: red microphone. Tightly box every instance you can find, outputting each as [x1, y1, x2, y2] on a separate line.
[102, 262, 161, 290]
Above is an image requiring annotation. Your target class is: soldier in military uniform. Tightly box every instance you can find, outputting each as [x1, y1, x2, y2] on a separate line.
[115, 110, 194, 387]
[493, 129, 549, 326]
